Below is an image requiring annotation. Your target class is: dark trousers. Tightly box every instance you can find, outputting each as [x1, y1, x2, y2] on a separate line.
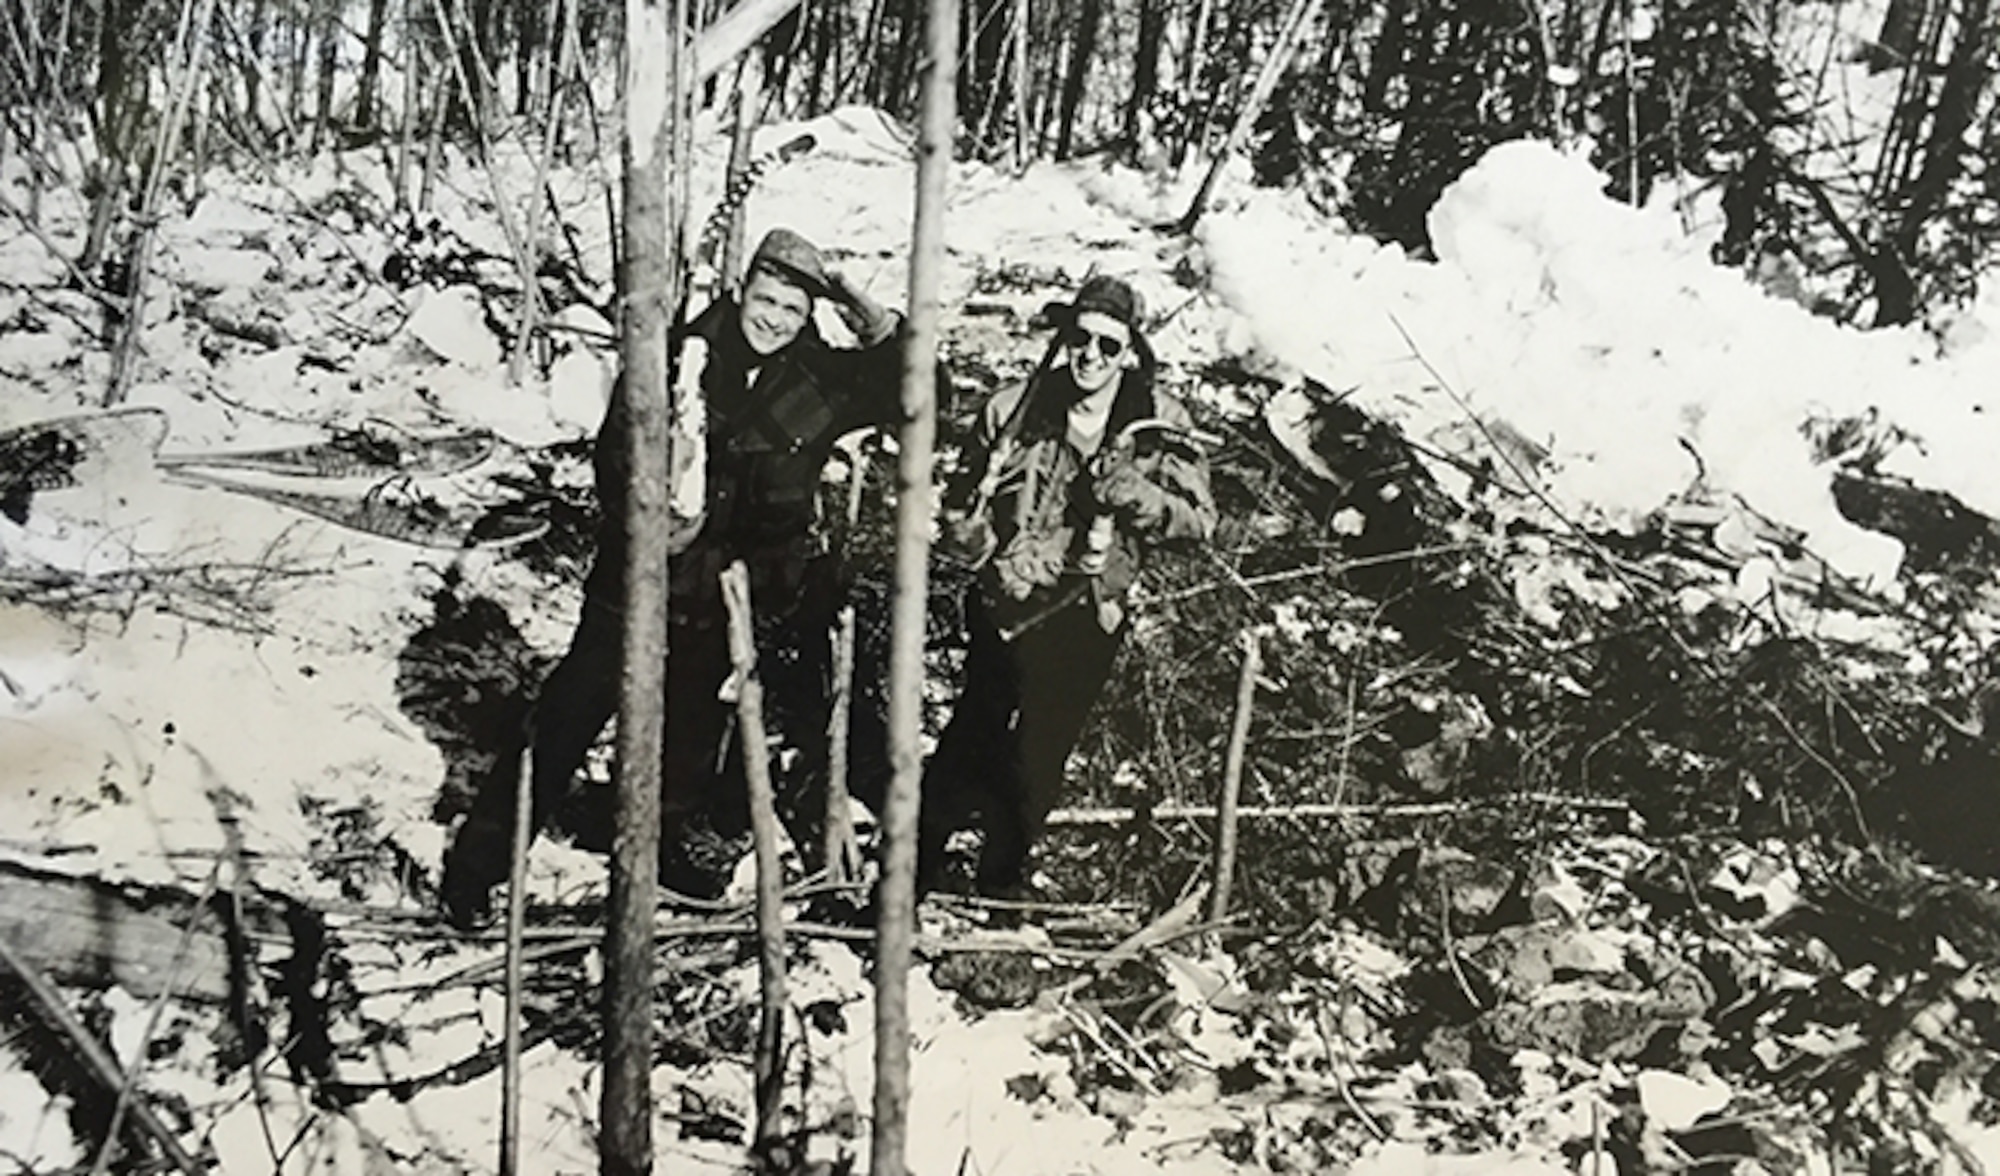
[449, 547, 877, 891]
[920, 586, 1124, 892]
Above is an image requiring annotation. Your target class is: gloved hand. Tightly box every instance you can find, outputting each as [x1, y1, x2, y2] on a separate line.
[993, 528, 1070, 600]
[940, 508, 998, 568]
[1091, 455, 1164, 531]
[825, 269, 897, 344]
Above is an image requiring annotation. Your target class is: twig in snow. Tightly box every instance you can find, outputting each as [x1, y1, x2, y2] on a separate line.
[1315, 1002, 1387, 1142]
[1059, 999, 1161, 1096]
[1209, 627, 1262, 926]
[1438, 881, 1485, 1012]
[1, 556, 327, 635]
[1136, 542, 1482, 607]
[1091, 1001, 1169, 1079]
[1105, 883, 1213, 963]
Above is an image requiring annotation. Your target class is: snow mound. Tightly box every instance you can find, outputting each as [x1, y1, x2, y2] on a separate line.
[1197, 137, 2000, 586]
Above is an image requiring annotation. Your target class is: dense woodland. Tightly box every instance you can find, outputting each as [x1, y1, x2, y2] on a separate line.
[7, 0, 2000, 1173]
[6, 0, 2000, 326]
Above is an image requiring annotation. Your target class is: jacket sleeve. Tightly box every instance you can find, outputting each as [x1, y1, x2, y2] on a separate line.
[593, 376, 630, 523]
[936, 383, 1024, 568]
[817, 311, 910, 431]
[1093, 393, 1217, 546]
[940, 382, 1020, 508]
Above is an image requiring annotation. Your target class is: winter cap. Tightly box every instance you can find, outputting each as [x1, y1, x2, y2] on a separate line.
[748, 228, 831, 297]
[1048, 274, 1146, 334]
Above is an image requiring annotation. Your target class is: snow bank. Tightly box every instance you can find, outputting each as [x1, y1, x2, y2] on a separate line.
[1195, 137, 2000, 586]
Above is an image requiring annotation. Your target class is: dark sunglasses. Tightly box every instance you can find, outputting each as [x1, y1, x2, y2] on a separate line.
[1061, 326, 1127, 359]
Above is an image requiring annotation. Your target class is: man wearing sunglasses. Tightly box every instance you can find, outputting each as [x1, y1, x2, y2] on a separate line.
[927, 274, 1217, 896]
[440, 228, 903, 929]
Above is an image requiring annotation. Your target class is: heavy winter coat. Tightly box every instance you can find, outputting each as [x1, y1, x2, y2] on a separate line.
[946, 365, 1216, 636]
[593, 295, 904, 616]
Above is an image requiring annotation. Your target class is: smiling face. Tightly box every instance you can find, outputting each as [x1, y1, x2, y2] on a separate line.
[740, 268, 814, 356]
[1063, 309, 1135, 397]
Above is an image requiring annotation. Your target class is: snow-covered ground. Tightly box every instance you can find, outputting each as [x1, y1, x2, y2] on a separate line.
[6, 74, 2000, 1169]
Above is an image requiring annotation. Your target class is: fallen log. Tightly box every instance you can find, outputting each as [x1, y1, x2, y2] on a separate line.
[0, 859, 291, 1003]
[1045, 795, 1632, 827]
[692, 0, 802, 83]
[0, 934, 207, 1174]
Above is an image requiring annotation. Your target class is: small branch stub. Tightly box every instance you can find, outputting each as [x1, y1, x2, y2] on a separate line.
[1209, 627, 1263, 926]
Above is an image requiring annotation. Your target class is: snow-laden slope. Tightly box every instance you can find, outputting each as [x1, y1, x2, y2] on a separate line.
[7, 94, 2000, 1172]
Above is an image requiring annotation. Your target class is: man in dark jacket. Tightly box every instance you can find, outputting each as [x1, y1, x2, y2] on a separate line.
[441, 228, 903, 927]
[926, 274, 1216, 895]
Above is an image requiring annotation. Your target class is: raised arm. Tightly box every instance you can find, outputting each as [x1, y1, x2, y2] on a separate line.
[814, 271, 909, 428]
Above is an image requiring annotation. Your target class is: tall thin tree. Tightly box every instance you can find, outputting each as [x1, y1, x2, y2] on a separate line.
[872, 0, 955, 1172]
[358, 0, 392, 129]
[1175, 0, 1323, 232]
[311, 0, 339, 150]
[1126, 0, 1167, 159]
[1055, 0, 1101, 157]
[604, 0, 689, 1171]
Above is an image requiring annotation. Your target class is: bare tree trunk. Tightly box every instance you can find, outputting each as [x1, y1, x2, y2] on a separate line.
[860, 0, 889, 101]
[500, 746, 534, 1176]
[312, 0, 340, 152]
[511, 0, 570, 384]
[1182, 0, 1213, 96]
[693, 0, 807, 85]
[107, 0, 220, 405]
[824, 602, 862, 881]
[1872, 0, 1930, 68]
[806, 0, 836, 114]
[1035, 0, 1066, 153]
[603, 0, 688, 1170]
[1011, 0, 1027, 167]
[1879, 0, 1992, 325]
[1362, 0, 1408, 112]
[872, 0, 955, 1172]
[1055, 0, 1101, 158]
[395, 29, 419, 207]
[1125, 0, 1166, 159]
[188, 77, 209, 205]
[885, 0, 920, 115]
[289, 0, 308, 138]
[515, 0, 541, 113]
[358, 0, 391, 128]
[245, 0, 266, 121]
[1175, 0, 1323, 232]
[420, 55, 447, 210]
[966, 0, 1008, 151]
[470, 0, 496, 114]
[81, 0, 135, 274]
